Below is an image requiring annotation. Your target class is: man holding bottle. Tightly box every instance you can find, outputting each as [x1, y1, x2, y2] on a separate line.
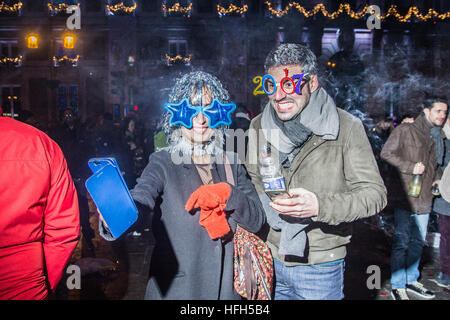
[381, 96, 448, 300]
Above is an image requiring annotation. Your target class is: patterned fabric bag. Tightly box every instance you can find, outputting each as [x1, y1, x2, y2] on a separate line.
[233, 225, 273, 300]
[223, 155, 273, 300]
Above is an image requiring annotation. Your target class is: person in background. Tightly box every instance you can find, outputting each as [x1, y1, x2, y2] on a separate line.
[121, 117, 146, 188]
[375, 118, 395, 145]
[50, 108, 95, 253]
[229, 103, 252, 159]
[230, 104, 251, 132]
[93, 112, 116, 156]
[430, 115, 450, 289]
[0, 113, 80, 299]
[121, 116, 146, 237]
[143, 118, 157, 161]
[153, 118, 168, 152]
[368, 117, 395, 164]
[381, 96, 448, 300]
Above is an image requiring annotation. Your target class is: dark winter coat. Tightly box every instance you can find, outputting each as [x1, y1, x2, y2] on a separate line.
[381, 113, 442, 214]
[102, 150, 265, 300]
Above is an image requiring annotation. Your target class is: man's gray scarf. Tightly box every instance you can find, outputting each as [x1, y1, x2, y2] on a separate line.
[430, 126, 444, 166]
[259, 87, 340, 257]
[269, 107, 312, 167]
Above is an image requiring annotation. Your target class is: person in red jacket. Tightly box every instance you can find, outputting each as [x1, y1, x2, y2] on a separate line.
[0, 115, 80, 300]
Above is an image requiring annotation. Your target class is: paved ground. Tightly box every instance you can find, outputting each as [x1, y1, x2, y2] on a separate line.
[54, 204, 449, 300]
[344, 216, 449, 300]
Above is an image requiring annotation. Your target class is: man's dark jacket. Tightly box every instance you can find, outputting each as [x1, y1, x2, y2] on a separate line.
[381, 113, 442, 214]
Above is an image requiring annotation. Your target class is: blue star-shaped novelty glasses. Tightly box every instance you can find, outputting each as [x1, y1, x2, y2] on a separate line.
[164, 99, 236, 129]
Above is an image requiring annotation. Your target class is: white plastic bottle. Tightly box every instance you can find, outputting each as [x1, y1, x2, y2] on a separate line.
[259, 144, 288, 200]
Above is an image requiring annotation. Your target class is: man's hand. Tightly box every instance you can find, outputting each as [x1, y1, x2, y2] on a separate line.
[413, 162, 425, 175]
[269, 187, 319, 218]
[432, 180, 441, 187]
[402, 117, 414, 124]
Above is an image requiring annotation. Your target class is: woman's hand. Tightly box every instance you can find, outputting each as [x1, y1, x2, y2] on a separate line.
[97, 208, 109, 230]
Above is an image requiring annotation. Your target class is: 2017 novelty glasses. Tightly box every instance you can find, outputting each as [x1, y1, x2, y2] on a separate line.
[164, 99, 236, 129]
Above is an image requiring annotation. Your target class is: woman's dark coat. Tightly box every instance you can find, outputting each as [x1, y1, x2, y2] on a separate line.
[105, 150, 265, 300]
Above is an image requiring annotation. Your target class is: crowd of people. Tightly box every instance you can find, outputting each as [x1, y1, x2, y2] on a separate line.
[0, 43, 448, 301]
[47, 109, 162, 243]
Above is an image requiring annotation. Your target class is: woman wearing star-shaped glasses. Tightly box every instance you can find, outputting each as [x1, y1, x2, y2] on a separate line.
[99, 71, 265, 300]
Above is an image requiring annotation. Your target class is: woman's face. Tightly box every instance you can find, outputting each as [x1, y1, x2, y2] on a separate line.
[181, 86, 215, 145]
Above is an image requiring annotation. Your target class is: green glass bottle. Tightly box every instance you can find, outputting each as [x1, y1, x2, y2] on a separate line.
[408, 174, 422, 198]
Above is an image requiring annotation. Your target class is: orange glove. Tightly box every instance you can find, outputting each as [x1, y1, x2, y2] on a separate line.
[185, 183, 232, 239]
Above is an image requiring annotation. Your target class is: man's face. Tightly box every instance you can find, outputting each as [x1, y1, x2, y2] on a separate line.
[180, 86, 215, 145]
[267, 64, 318, 121]
[424, 102, 448, 127]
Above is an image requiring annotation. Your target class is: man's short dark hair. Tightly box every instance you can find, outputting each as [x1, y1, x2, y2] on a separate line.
[264, 43, 318, 75]
[423, 95, 448, 110]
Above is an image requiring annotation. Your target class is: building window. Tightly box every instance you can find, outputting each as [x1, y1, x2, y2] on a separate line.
[142, 0, 158, 12]
[198, 0, 213, 13]
[27, 0, 45, 12]
[168, 40, 188, 57]
[167, 40, 191, 66]
[164, 0, 191, 7]
[0, 40, 21, 66]
[250, 0, 261, 14]
[0, 40, 19, 58]
[219, 0, 245, 6]
[1, 86, 21, 117]
[54, 39, 78, 67]
[55, 40, 67, 57]
[86, 0, 102, 12]
[57, 84, 78, 114]
[108, 0, 135, 5]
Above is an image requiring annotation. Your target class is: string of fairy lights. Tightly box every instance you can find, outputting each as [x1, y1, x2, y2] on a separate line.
[217, 3, 248, 16]
[0, 55, 78, 66]
[0, 1, 449, 21]
[106, 2, 137, 13]
[52, 54, 80, 67]
[162, 2, 192, 16]
[0, 56, 22, 65]
[52, 55, 80, 63]
[165, 53, 192, 64]
[0, 1, 22, 12]
[47, 2, 80, 13]
[1, 1, 449, 67]
[264, 1, 450, 21]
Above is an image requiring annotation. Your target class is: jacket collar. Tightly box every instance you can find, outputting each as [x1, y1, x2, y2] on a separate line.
[414, 113, 434, 134]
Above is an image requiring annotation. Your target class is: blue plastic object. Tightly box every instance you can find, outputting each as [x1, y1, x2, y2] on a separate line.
[85, 158, 138, 239]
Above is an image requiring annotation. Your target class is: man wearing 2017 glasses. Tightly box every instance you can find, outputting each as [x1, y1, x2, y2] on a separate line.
[246, 43, 387, 300]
